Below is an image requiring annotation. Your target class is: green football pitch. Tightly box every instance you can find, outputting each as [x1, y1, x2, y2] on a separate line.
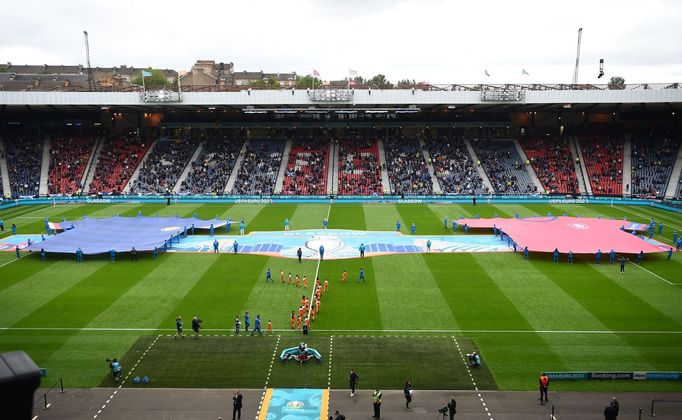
[0, 201, 681, 392]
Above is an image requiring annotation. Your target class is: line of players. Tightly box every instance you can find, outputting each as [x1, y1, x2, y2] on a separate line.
[289, 276, 329, 331]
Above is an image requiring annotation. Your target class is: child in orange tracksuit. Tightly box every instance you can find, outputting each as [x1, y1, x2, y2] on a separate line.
[324, 279, 329, 292]
[297, 315, 303, 329]
[267, 320, 272, 335]
[315, 298, 321, 314]
[295, 275, 301, 287]
[288, 273, 293, 285]
[281, 270, 285, 284]
[290, 312, 296, 329]
[342, 270, 348, 283]
[303, 276, 308, 289]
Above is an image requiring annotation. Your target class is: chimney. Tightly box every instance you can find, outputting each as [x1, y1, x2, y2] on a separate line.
[34, 79, 40, 87]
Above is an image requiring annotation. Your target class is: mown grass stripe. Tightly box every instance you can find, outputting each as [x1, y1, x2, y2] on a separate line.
[362, 204, 401, 232]
[373, 254, 458, 330]
[0, 259, 109, 327]
[475, 253, 658, 371]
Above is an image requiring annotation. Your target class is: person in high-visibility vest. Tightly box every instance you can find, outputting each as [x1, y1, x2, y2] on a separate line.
[539, 373, 550, 405]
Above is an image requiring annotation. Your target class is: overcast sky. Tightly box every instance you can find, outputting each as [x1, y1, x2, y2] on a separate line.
[1, 0, 681, 85]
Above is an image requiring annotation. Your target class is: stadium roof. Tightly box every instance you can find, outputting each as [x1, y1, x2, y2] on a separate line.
[1, 88, 681, 113]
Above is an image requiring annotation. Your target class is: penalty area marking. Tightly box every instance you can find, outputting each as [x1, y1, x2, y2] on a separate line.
[93, 334, 161, 419]
[452, 336, 493, 419]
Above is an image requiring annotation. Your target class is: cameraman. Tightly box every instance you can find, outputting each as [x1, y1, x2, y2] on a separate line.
[447, 396, 457, 419]
[467, 352, 481, 368]
[107, 358, 122, 382]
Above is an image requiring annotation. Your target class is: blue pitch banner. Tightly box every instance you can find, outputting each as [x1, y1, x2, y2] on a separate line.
[547, 372, 681, 381]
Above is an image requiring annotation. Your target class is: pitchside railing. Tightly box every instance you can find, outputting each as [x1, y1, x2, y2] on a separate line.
[649, 399, 682, 417]
[32, 377, 65, 411]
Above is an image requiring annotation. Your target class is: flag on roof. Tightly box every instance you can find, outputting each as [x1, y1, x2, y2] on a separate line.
[522, 68, 530, 76]
[142, 70, 152, 77]
[348, 69, 358, 76]
[312, 69, 320, 78]
[485, 69, 490, 77]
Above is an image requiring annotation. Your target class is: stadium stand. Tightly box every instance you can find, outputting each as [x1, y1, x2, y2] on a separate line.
[179, 137, 243, 195]
[520, 137, 579, 195]
[282, 138, 330, 195]
[231, 139, 285, 195]
[384, 137, 433, 195]
[4, 131, 43, 197]
[129, 138, 199, 194]
[631, 130, 680, 198]
[579, 135, 623, 196]
[47, 136, 94, 195]
[424, 136, 487, 194]
[337, 138, 383, 196]
[88, 136, 150, 194]
[471, 139, 537, 194]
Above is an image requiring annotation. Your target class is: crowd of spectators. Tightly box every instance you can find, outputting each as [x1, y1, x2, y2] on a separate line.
[179, 137, 243, 195]
[337, 138, 383, 195]
[520, 137, 579, 194]
[48, 136, 94, 195]
[4, 131, 43, 197]
[424, 136, 487, 194]
[231, 139, 284, 195]
[129, 138, 199, 194]
[282, 138, 330, 195]
[631, 131, 679, 198]
[383, 137, 433, 195]
[89, 136, 150, 194]
[472, 139, 537, 194]
[579, 136, 623, 196]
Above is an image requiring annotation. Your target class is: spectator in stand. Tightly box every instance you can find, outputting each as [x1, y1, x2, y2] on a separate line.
[180, 136, 243, 195]
[337, 138, 382, 196]
[130, 138, 199, 194]
[89, 134, 150, 194]
[231, 139, 284, 195]
[425, 136, 487, 195]
[384, 137, 433, 195]
[4, 129, 43, 197]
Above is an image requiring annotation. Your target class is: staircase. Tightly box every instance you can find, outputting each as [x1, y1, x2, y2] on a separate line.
[376, 139, 391, 194]
[419, 138, 442, 194]
[0, 137, 11, 197]
[224, 140, 250, 194]
[326, 141, 336, 195]
[172, 141, 204, 193]
[513, 139, 545, 194]
[38, 136, 51, 196]
[274, 139, 292, 194]
[568, 137, 588, 195]
[574, 137, 594, 196]
[664, 142, 682, 198]
[122, 139, 158, 194]
[82, 137, 106, 194]
[463, 139, 494, 193]
[622, 134, 632, 197]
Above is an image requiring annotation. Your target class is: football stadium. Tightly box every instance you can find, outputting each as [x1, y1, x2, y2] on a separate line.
[2, 4, 682, 420]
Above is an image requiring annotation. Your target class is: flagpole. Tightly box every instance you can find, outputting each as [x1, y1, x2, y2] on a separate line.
[142, 69, 146, 92]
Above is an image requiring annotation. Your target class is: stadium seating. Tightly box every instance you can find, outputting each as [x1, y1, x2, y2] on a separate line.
[337, 139, 382, 196]
[88, 137, 150, 194]
[520, 137, 579, 195]
[282, 138, 330, 195]
[179, 137, 243, 195]
[4, 132, 43, 197]
[471, 139, 537, 194]
[631, 131, 679, 197]
[424, 136, 487, 194]
[48, 136, 94, 195]
[231, 139, 285, 195]
[129, 138, 199, 194]
[579, 136, 623, 196]
[384, 137, 433, 195]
